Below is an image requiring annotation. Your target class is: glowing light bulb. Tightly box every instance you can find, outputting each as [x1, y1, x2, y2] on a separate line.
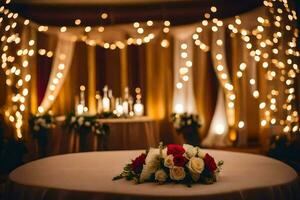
[215, 124, 225, 135]
[176, 82, 183, 89]
[238, 121, 245, 128]
[261, 120, 267, 127]
[175, 104, 184, 114]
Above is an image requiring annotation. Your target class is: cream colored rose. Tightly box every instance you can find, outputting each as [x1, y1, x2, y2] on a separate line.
[183, 144, 197, 158]
[187, 157, 204, 174]
[164, 155, 174, 168]
[196, 147, 206, 158]
[78, 117, 84, 125]
[33, 125, 40, 131]
[155, 169, 168, 183]
[170, 166, 186, 181]
[162, 147, 167, 158]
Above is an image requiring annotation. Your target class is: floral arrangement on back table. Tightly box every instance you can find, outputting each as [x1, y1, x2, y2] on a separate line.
[66, 113, 109, 135]
[113, 143, 223, 187]
[171, 113, 201, 132]
[171, 113, 201, 146]
[29, 113, 56, 134]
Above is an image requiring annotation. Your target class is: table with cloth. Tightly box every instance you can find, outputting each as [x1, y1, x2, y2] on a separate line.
[35, 117, 159, 157]
[5, 150, 300, 200]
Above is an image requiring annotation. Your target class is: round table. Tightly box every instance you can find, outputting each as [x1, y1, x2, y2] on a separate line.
[5, 150, 300, 200]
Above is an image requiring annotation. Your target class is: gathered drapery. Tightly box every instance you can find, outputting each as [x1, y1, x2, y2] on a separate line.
[0, 6, 299, 154]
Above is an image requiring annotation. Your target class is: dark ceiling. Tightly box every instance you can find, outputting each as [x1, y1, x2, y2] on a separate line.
[6, 0, 263, 26]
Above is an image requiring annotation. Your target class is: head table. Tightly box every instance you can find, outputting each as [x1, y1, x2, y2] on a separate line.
[5, 150, 300, 200]
[33, 117, 160, 158]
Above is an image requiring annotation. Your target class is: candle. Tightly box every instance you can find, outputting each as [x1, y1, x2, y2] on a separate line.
[123, 87, 129, 115]
[102, 97, 110, 112]
[134, 88, 144, 116]
[115, 98, 123, 116]
[102, 85, 110, 112]
[108, 89, 115, 111]
[134, 101, 144, 116]
[123, 101, 129, 115]
[95, 91, 102, 114]
[74, 95, 79, 115]
[128, 96, 134, 117]
[77, 104, 84, 115]
[79, 85, 85, 107]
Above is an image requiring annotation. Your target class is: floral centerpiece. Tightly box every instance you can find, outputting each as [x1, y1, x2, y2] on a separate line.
[65, 113, 110, 151]
[113, 143, 223, 187]
[171, 113, 201, 146]
[29, 113, 56, 157]
[29, 113, 56, 133]
[66, 114, 109, 135]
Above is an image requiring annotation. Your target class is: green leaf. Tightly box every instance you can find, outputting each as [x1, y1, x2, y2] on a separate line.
[112, 174, 124, 181]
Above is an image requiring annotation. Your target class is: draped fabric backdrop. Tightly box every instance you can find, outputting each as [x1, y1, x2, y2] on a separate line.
[0, 6, 299, 156]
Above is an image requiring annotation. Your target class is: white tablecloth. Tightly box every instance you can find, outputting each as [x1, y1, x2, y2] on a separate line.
[5, 150, 300, 200]
[33, 117, 159, 158]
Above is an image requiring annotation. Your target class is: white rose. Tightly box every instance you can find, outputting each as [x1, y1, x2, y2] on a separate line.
[33, 125, 40, 131]
[71, 117, 76, 123]
[183, 144, 197, 158]
[187, 157, 204, 182]
[196, 147, 206, 158]
[37, 118, 43, 124]
[155, 169, 168, 183]
[40, 119, 46, 125]
[170, 166, 186, 181]
[78, 117, 84, 126]
[164, 155, 174, 168]
[42, 123, 48, 129]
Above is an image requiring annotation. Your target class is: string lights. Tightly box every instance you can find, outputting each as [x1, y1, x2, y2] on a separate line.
[0, 3, 35, 139]
[0, 0, 299, 141]
[227, 0, 299, 135]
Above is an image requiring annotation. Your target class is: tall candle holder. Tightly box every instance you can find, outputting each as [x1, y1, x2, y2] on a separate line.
[108, 89, 115, 112]
[95, 91, 102, 114]
[75, 85, 87, 115]
[80, 85, 85, 108]
[128, 96, 134, 117]
[123, 87, 129, 116]
[102, 85, 110, 113]
[115, 98, 124, 117]
[134, 87, 144, 116]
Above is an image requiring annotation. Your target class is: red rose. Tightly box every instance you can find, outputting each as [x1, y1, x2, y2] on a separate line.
[132, 153, 146, 174]
[167, 144, 185, 156]
[204, 153, 217, 172]
[173, 154, 187, 167]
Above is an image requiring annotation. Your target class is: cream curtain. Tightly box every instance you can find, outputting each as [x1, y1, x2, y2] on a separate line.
[170, 25, 197, 114]
[38, 35, 75, 113]
[202, 88, 231, 147]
